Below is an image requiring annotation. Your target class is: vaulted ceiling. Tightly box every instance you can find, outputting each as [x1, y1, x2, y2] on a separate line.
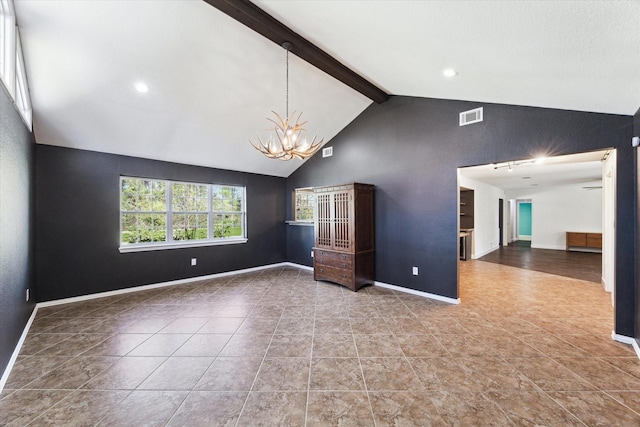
[14, 1, 640, 178]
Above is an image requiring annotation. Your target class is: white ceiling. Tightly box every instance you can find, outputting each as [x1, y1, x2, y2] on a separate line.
[14, 1, 640, 178]
[459, 150, 608, 192]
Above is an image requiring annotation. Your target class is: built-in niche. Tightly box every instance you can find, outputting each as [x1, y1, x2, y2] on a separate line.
[459, 188, 475, 229]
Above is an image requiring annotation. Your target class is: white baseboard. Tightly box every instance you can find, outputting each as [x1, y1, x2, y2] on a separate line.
[374, 281, 460, 304]
[37, 262, 292, 308]
[612, 332, 640, 360]
[1, 261, 306, 393]
[473, 246, 499, 259]
[519, 235, 532, 241]
[0, 308, 38, 393]
[285, 262, 313, 272]
[530, 244, 565, 250]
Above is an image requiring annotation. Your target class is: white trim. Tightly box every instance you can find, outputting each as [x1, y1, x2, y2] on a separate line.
[37, 262, 290, 308]
[288, 262, 460, 303]
[374, 281, 460, 304]
[285, 221, 314, 226]
[284, 262, 314, 272]
[472, 245, 499, 259]
[118, 238, 247, 253]
[612, 332, 640, 359]
[0, 306, 37, 393]
[519, 235, 532, 241]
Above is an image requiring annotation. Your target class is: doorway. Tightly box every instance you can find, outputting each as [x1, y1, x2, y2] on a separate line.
[457, 149, 614, 293]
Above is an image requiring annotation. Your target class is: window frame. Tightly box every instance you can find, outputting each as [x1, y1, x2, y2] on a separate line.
[292, 187, 315, 223]
[119, 176, 247, 253]
[14, 31, 32, 128]
[0, 0, 16, 98]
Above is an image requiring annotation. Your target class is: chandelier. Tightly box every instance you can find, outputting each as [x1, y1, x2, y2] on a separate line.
[250, 42, 323, 161]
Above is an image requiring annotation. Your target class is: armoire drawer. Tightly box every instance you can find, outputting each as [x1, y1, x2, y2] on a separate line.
[314, 264, 353, 287]
[314, 249, 353, 267]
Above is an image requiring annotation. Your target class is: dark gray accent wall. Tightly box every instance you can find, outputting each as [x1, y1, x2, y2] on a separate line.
[0, 86, 35, 377]
[35, 145, 286, 302]
[287, 96, 637, 337]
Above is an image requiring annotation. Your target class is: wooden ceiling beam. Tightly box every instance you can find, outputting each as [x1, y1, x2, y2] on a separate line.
[203, 0, 389, 104]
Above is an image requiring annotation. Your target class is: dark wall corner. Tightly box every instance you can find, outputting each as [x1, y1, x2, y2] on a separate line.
[0, 86, 36, 378]
[35, 145, 287, 302]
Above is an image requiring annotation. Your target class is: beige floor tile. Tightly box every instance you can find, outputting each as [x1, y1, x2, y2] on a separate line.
[307, 391, 374, 426]
[97, 390, 188, 426]
[137, 356, 213, 390]
[266, 334, 312, 358]
[548, 391, 640, 425]
[310, 358, 365, 391]
[172, 334, 231, 357]
[30, 390, 130, 426]
[4, 263, 637, 425]
[236, 391, 306, 427]
[369, 391, 447, 427]
[25, 355, 119, 390]
[166, 391, 247, 427]
[82, 356, 166, 390]
[360, 358, 424, 391]
[253, 357, 310, 391]
[0, 389, 72, 426]
[194, 357, 263, 391]
[354, 334, 404, 357]
[313, 334, 357, 358]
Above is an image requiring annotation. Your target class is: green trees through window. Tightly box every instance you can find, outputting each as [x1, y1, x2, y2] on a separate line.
[120, 177, 245, 247]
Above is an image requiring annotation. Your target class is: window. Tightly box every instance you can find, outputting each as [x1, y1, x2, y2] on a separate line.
[0, 0, 16, 97]
[0, 1, 31, 128]
[172, 182, 208, 241]
[293, 187, 315, 222]
[120, 177, 246, 252]
[121, 178, 167, 245]
[212, 185, 245, 238]
[14, 32, 32, 128]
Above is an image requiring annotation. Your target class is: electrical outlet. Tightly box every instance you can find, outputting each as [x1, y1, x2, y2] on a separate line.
[311, 251, 314, 258]
[191, 258, 197, 266]
[412, 266, 418, 276]
[25, 289, 29, 301]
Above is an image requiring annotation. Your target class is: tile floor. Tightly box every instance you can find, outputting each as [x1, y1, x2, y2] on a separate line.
[1, 261, 639, 426]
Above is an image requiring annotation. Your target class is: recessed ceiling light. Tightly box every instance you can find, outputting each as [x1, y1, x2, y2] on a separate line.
[443, 68, 458, 78]
[134, 82, 149, 93]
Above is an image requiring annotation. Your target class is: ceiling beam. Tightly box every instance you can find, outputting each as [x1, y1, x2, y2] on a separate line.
[203, 0, 389, 104]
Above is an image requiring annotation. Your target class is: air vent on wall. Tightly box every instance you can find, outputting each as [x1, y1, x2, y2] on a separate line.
[459, 107, 483, 126]
[322, 146, 333, 158]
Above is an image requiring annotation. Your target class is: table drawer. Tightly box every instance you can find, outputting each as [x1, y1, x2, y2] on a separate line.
[586, 233, 602, 248]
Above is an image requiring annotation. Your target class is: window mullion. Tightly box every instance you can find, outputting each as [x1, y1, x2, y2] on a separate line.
[167, 181, 173, 243]
[208, 184, 213, 240]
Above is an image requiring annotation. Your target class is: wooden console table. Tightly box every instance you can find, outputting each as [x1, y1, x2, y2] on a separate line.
[566, 232, 602, 252]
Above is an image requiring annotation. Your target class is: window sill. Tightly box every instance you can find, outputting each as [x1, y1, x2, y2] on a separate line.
[285, 221, 314, 226]
[119, 238, 248, 253]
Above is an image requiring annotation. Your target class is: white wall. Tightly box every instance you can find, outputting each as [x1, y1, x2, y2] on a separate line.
[506, 182, 602, 250]
[459, 175, 506, 258]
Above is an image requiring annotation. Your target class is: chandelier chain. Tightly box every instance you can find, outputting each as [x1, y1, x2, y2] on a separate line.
[285, 47, 289, 118]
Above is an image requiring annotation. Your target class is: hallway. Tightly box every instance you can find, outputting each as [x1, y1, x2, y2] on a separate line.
[477, 241, 602, 283]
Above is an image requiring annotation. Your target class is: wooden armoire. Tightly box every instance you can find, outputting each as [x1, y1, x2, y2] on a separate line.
[312, 183, 375, 291]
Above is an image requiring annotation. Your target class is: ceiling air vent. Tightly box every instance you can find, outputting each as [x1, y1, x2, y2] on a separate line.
[459, 107, 483, 126]
[322, 146, 333, 158]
